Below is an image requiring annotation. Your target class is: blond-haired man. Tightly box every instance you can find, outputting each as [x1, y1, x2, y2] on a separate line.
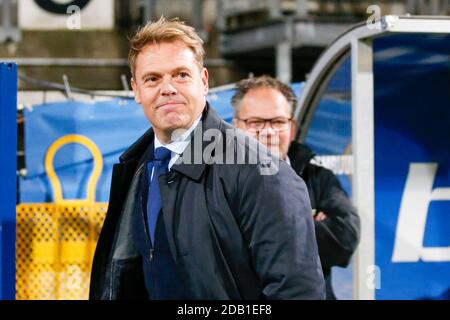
[90, 18, 324, 300]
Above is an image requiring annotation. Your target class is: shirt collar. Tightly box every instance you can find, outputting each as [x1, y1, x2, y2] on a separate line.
[285, 155, 291, 166]
[154, 114, 202, 156]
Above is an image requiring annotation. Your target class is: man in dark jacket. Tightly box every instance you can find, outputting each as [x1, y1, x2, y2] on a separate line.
[89, 17, 325, 300]
[232, 75, 360, 299]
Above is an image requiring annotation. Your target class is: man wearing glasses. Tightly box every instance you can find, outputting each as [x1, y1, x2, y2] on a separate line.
[232, 75, 360, 300]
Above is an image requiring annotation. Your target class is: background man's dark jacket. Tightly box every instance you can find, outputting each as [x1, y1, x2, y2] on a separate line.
[89, 105, 325, 300]
[288, 142, 360, 300]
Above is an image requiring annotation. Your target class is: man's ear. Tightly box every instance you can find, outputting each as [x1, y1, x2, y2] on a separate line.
[290, 119, 297, 142]
[131, 77, 141, 104]
[201, 67, 209, 96]
[232, 117, 238, 127]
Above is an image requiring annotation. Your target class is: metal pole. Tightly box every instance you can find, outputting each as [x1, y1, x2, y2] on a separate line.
[121, 74, 130, 92]
[296, 0, 308, 19]
[191, 0, 203, 31]
[216, 0, 226, 31]
[192, 0, 207, 40]
[430, 0, 440, 15]
[406, 0, 417, 14]
[276, 41, 292, 84]
[62, 74, 73, 100]
[140, 0, 154, 23]
[268, 0, 281, 19]
[2, 0, 11, 30]
[351, 37, 375, 300]
[276, 19, 293, 84]
[0, 0, 20, 42]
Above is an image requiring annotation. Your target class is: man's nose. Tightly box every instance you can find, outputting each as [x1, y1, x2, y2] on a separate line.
[259, 122, 276, 136]
[257, 124, 277, 147]
[161, 77, 177, 96]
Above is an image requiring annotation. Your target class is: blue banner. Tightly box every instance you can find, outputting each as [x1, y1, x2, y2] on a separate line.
[374, 34, 450, 300]
[0, 63, 17, 300]
[20, 98, 149, 203]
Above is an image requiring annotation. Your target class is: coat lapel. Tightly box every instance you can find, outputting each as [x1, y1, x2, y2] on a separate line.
[120, 103, 226, 261]
[170, 103, 224, 181]
[159, 103, 226, 260]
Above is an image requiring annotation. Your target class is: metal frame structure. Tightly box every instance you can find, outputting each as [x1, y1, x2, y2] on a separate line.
[294, 15, 450, 299]
[220, 18, 354, 83]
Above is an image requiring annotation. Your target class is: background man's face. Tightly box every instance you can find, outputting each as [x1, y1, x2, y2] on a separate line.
[233, 87, 296, 159]
[131, 40, 209, 142]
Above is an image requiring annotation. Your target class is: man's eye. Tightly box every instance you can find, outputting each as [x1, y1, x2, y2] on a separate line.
[248, 120, 263, 126]
[144, 76, 158, 83]
[177, 72, 190, 79]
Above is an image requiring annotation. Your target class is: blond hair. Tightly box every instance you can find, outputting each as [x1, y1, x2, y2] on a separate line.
[128, 16, 205, 78]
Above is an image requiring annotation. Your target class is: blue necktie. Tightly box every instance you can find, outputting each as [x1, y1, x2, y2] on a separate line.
[147, 146, 172, 245]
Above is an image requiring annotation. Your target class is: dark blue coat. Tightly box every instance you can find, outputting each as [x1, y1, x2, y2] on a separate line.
[89, 104, 325, 300]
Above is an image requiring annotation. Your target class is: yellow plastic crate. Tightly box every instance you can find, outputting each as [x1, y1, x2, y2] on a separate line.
[16, 135, 107, 300]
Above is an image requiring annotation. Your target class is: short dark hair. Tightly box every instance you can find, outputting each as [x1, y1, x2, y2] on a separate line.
[231, 75, 297, 116]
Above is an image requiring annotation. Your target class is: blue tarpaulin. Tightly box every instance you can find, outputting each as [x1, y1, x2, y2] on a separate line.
[373, 33, 450, 300]
[19, 83, 308, 204]
[20, 98, 149, 203]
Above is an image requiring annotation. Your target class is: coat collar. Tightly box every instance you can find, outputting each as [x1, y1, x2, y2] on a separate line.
[119, 102, 225, 181]
[287, 141, 315, 175]
[119, 127, 154, 163]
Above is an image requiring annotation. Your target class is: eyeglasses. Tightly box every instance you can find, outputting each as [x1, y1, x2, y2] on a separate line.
[236, 117, 292, 132]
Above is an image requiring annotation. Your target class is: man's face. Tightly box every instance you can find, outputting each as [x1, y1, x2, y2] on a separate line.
[131, 40, 209, 143]
[233, 87, 296, 160]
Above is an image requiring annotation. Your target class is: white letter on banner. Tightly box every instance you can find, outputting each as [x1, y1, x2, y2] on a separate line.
[392, 163, 450, 262]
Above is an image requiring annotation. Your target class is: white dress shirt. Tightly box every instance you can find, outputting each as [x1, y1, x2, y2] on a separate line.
[285, 155, 291, 166]
[151, 114, 202, 178]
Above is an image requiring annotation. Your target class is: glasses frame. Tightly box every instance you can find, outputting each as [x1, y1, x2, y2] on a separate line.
[236, 116, 293, 132]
